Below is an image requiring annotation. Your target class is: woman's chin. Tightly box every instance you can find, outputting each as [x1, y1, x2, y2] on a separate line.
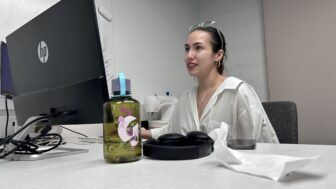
[188, 72, 197, 77]
[187, 69, 198, 76]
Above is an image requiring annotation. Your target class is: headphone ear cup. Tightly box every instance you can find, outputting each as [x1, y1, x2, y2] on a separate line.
[187, 131, 214, 145]
[157, 133, 187, 146]
[187, 131, 214, 153]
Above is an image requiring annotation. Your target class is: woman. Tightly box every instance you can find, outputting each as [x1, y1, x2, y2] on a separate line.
[142, 21, 278, 143]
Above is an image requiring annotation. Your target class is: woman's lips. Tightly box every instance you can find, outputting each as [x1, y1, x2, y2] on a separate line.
[187, 62, 198, 70]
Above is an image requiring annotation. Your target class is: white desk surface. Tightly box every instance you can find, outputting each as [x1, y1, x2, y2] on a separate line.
[0, 142, 335, 189]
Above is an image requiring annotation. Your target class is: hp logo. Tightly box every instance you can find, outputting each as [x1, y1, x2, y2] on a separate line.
[37, 41, 48, 64]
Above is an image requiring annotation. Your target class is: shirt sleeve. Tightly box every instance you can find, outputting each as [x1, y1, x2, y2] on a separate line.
[150, 103, 181, 139]
[149, 90, 192, 139]
[236, 83, 279, 143]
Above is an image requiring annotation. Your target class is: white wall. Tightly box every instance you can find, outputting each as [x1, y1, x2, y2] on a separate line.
[109, 0, 197, 101]
[0, 0, 59, 39]
[200, 0, 268, 101]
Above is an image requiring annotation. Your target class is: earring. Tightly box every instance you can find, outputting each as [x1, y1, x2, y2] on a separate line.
[215, 61, 221, 68]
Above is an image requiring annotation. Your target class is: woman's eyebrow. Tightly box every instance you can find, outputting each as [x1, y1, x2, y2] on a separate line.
[192, 42, 203, 46]
[185, 42, 203, 48]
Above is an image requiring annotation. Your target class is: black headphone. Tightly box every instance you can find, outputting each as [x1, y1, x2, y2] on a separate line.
[143, 131, 214, 160]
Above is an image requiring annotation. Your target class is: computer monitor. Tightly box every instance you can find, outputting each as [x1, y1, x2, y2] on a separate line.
[6, 0, 109, 127]
[1, 41, 15, 98]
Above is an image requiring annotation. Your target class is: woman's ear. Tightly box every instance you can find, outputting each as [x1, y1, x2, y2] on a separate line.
[215, 49, 224, 61]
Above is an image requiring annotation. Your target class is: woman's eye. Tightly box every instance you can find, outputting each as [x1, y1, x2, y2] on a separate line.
[195, 45, 203, 51]
[184, 46, 190, 52]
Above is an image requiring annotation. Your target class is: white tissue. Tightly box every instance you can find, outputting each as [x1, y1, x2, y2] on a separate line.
[208, 122, 318, 181]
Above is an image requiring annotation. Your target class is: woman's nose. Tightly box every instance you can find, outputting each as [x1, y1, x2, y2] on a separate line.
[185, 50, 194, 59]
[185, 56, 193, 63]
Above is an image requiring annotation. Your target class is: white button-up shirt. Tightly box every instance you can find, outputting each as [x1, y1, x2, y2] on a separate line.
[151, 77, 279, 143]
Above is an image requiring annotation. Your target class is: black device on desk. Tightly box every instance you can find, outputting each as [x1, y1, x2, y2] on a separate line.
[1, 0, 109, 160]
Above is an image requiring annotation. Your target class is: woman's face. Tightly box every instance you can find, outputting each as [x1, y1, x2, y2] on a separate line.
[184, 30, 219, 77]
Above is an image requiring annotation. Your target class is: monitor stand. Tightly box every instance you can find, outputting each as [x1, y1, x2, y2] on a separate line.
[2, 116, 88, 161]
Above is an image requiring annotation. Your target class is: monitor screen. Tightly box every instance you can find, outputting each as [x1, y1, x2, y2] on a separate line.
[1, 41, 15, 97]
[5, 0, 109, 126]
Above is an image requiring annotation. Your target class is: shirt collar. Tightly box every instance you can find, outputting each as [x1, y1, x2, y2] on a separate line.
[190, 76, 244, 96]
[189, 77, 244, 121]
[214, 76, 244, 95]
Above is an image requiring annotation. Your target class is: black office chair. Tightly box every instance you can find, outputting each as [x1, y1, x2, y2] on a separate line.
[262, 101, 298, 144]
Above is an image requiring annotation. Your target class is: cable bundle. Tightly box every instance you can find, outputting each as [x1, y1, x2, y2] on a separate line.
[0, 112, 69, 159]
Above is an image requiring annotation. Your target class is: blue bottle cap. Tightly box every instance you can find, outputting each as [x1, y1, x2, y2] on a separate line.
[111, 73, 131, 95]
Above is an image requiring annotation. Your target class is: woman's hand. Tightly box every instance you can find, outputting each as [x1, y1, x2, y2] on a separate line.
[141, 128, 152, 139]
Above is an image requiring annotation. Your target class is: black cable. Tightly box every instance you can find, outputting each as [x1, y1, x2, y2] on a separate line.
[59, 126, 88, 138]
[0, 115, 49, 147]
[0, 143, 19, 158]
[0, 110, 72, 147]
[0, 111, 72, 158]
[0, 133, 63, 158]
[5, 95, 9, 138]
[0, 116, 48, 158]
[16, 133, 63, 154]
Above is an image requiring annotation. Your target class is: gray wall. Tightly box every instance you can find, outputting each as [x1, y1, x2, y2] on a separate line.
[263, 0, 336, 144]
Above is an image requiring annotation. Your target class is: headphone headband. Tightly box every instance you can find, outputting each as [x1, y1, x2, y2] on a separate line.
[143, 131, 214, 160]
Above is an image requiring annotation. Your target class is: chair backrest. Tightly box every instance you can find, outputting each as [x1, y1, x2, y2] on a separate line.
[262, 101, 298, 144]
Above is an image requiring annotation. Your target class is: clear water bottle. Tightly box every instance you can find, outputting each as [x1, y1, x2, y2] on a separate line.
[103, 73, 141, 163]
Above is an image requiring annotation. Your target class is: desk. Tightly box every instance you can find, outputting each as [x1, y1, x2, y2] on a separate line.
[0, 143, 334, 189]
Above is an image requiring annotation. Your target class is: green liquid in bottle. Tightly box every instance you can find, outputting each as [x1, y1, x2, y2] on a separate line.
[103, 95, 142, 163]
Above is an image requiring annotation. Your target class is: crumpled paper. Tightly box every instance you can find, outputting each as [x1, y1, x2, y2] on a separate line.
[208, 122, 318, 181]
